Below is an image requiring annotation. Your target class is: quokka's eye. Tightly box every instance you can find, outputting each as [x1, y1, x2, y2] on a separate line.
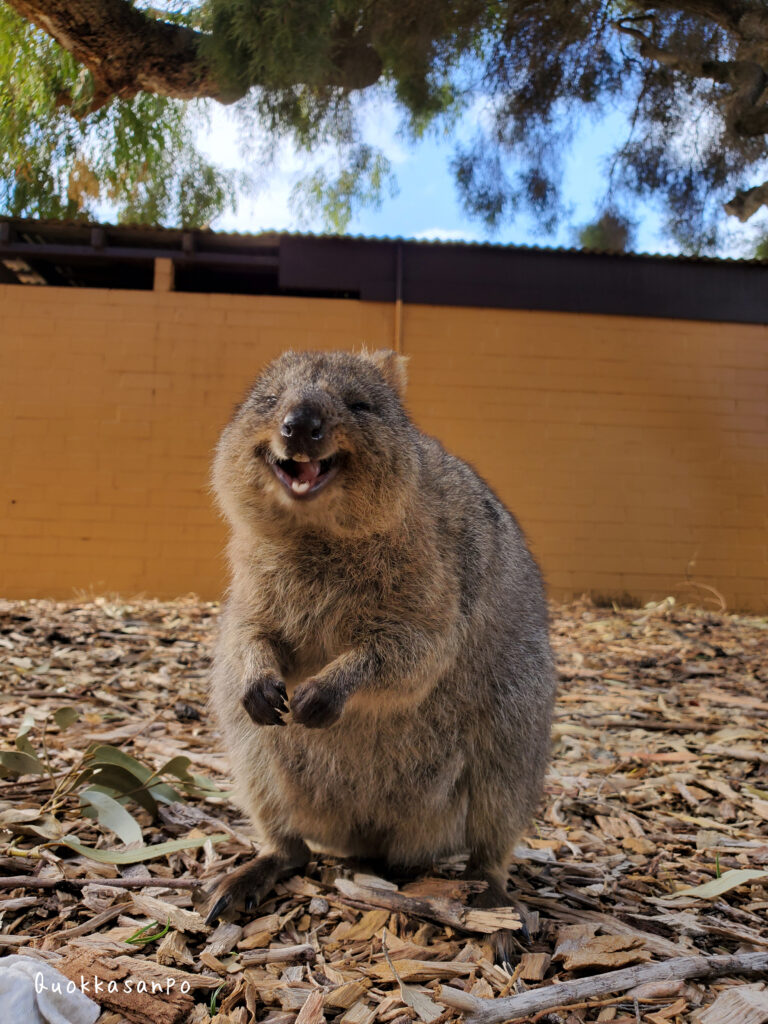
[348, 400, 372, 414]
[262, 395, 277, 408]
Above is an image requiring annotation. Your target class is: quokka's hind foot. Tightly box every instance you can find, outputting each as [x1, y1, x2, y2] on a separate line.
[469, 869, 529, 969]
[205, 840, 309, 925]
[487, 924, 527, 970]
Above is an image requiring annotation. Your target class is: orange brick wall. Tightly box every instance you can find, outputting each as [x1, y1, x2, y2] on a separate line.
[1, 284, 766, 611]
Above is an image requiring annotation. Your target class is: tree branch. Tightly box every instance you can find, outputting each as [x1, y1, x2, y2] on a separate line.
[0, 874, 202, 891]
[614, 19, 768, 137]
[5, 0, 237, 104]
[5, 0, 384, 108]
[724, 178, 768, 218]
[441, 952, 768, 1024]
[614, 21, 736, 83]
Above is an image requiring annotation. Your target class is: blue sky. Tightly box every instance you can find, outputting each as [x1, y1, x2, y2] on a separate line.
[197, 96, 676, 253]
[197, 93, 765, 257]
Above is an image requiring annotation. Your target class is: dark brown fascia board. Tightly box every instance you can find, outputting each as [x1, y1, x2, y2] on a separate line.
[0, 242, 278, 269]
[280, 236, 768, 325]
[3, 218, 768, 324]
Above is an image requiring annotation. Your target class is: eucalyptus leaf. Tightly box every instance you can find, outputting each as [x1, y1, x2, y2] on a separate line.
[16, 711, 35, 739]
[15, 733, 40, 758]
[59, 833, 228, 864]
[0, 807, 63, 840]
[85, 745, 154, 782]
[81, 787, 143, 846]
[0, 749, 46, 776]
[158, 756, 194, 781]
[665, 868, 768, 900]
[54, 706, 79, 731]
[148, 782, 183, 804]
[75, 765, 158, 817]
[398, 982, 444, 1023]
[84, 746, 181, 804]
[382, 940, 443, 1023]
[189, 773, 230, 797]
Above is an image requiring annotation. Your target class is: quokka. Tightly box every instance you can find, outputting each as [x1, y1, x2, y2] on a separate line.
[207, 348, 556, 951]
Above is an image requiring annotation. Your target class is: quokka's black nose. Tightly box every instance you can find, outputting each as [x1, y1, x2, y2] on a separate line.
[281, 403, 324, 445]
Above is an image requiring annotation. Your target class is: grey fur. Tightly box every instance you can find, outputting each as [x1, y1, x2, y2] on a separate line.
[207, 349, 557, 918]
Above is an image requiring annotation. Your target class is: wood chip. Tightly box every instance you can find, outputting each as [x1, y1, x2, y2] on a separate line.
[325, 981, 372, 1009]
[3, 596, 767, 1022]
[695, 984, 768, 1024]
[155, 929, 195, 967]
[519, 952, 552, 981]
[129, 892, 209, 934]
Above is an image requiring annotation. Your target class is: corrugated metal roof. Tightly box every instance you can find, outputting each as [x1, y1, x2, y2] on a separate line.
[4, 215, 767, 266]
[3, 216, 768, 324]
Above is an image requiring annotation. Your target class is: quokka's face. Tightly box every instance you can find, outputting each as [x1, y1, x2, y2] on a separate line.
[213, 349, 415, 532]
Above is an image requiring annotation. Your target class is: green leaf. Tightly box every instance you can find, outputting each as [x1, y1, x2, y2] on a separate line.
[75, 765, 159, 817]
[126, 917, 171, 945]
[15, 733, 40, 759]
[158, 756, 194, 782]
[84, 746, 182, 804]
[665, 869, 768, 900]
[210, 982, 226, 1015]
[187, 773, 230, 797]
[0, 749, 46, 776]
[54, 707, 79, 731]
[17, 711, 36, 739]
[80, 787, 143, 846]
[85, 745, 154, 781]
[59, 833, 229, 864]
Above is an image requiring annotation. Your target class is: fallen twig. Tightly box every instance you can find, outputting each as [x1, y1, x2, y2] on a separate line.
[440, 952, 768, 1024]
[239, 943, 316, 966]
[0, 874, 202, 891]
[334, 878, 521, 934]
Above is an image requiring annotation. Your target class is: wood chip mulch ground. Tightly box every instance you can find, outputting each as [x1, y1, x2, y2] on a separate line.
[1, 595, 767, 1024]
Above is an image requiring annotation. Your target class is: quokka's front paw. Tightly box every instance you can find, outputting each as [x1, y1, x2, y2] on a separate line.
[242, 671, 288, 726]
[290, 677, 345, 728]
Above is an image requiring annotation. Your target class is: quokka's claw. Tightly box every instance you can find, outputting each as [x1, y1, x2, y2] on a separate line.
[205, 891, 233, 926]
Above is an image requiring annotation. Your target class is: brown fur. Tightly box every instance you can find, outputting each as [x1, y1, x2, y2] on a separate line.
[207, 349, 557, 924]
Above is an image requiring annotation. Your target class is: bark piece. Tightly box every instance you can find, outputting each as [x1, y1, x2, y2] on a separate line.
[205, 922, 244, 958]
[129, 893, 209, 934]
[369, 959, 474, 983]
[54, 946, 219, 1024]
[155, 929, 194, 967]
[560, 935, 651, 971]
[340, 1000, 378, 1024]
[343, 910, 391, 941]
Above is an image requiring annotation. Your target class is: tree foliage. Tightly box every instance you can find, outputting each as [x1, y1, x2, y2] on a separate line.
[0, 3, 237, 224]
[578, 211, 636, 252]
[2, 0, 768, 248]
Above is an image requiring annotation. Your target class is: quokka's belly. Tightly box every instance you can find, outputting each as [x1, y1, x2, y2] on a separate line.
[266, 710, 468, 864]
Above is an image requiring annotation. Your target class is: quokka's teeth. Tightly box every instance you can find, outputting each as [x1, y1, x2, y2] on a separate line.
[291, 479, 312, 494]
[292, 453, 311, 463]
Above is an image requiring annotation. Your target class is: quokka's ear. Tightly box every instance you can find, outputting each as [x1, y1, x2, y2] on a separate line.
[366, 349, 409, 399]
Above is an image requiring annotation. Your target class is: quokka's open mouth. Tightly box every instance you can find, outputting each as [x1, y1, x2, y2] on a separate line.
[269, 453, 341, 499]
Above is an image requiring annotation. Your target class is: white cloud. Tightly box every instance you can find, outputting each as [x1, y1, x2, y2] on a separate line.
[413, 226, 483, 242]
